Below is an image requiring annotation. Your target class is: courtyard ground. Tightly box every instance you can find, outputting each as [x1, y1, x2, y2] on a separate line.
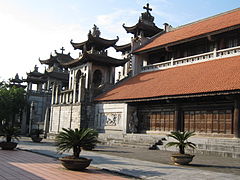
[16, 137, 240, 180]
[0, 149, 135, 180]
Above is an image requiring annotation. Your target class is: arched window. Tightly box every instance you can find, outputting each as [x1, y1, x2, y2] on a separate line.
[75, 70, 82, 92]
[92, 70, 102, 88]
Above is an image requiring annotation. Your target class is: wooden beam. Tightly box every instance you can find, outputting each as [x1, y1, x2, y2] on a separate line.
[174, 105, 182, 131]
[233, 98, 240, 138]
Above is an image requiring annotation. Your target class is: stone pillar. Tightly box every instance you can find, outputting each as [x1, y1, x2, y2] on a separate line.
[70, 91, 73, 103]
[21, 109, 27, 134]
[47, 81, 50, 91]
[78, 77, 82, 102]
[37, 83, 42, 92]
[29, 102, 34, 134]
[51, 84, 55, 104]
[234, 99, 240, 138]
[73, 80, 77, 103]
[28, 82, 32, 91]
[59, 93, 62, 104]
[55, 85, 59, 104]
[63, 93, 66, 104]
[43, 107, 50, 138]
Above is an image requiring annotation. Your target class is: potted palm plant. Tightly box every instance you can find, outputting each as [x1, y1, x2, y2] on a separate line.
[0, 125, 20, 150]
[55, 128, 99, 171]
[30, 129, 44, 143]
[165, 131, 196, 165]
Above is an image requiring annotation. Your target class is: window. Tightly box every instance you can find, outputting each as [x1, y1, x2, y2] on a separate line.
[92, 70, 102, 88]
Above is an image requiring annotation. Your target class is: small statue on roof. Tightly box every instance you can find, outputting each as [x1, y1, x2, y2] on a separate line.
[34, 65, 39, 72]
[15, 73, 20, 80]
[92, 24, 101, 37]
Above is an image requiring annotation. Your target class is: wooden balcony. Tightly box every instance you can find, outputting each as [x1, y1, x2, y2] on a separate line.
[142, 46, 240, 72]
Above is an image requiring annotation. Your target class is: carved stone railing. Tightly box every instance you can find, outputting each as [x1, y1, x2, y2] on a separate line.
[59, 89, 73, 104]
[142, 46, 240, 72]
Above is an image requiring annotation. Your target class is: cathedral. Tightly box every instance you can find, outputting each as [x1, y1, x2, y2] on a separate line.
[19, 4, 240, 157]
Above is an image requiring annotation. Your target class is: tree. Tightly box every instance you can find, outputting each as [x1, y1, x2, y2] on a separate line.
[165, 131, 196, 154]
[55, 128, 99, 158]
[0, 82, 26, 127]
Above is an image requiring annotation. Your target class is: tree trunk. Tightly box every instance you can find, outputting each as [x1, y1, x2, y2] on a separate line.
[73, 146, 81, 158]
[6, 136, 11, 142]
[179, 145, 185, 154]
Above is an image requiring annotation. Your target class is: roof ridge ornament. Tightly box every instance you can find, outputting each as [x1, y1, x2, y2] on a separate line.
[60, 47, 65, 54]
[34, 65, 39, 72]
[143, 3, 152, 14]
[92, 24, 101, 37]
[140, 3, 154, 24]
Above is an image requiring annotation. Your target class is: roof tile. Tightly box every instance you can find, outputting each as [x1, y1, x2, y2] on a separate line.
[96, 56, 240, 101]
[135, 8, 240, 53]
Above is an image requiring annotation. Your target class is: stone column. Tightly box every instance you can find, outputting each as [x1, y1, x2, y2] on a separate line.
[29, 102, 35, 135]
[70, 91, 73, 103]
[43, 107, 50, 138]
[59, 93, 62, 104]
[73, 80, 77, 103]
[55, 85, 59, 104]
[78, 77, 82, 102]
[51, 84, 55, 104]
[28, 82, 32, 91]
[37, 83, 42, 92]
[234, 99, 240, 138]
[21, 109, 27, 134]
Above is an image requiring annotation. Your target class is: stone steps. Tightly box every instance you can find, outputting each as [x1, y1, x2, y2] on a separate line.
[155, 138, 240, 158]
[197, 144, 240, 152]
[98, 133, 240, 158]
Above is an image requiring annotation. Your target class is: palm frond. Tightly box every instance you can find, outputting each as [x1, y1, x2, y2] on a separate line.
[165, 131, 196, 153]
[55, 128, 99, 156]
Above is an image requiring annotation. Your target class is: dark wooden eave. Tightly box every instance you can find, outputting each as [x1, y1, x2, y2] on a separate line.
[39, 52, 73, 66]
[27, 71, 44, 78]
[44, 71, 69, 82]
[39, 54, 57, 66]
[61, 52, 128, 68]
[114, 43, 131, 53]
[71, 33, 119, 51]
[23, 76, 46, 84]
[123, 22, 162, 37]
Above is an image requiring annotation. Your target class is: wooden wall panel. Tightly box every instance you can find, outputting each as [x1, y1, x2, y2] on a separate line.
[184, 109, 233, 134]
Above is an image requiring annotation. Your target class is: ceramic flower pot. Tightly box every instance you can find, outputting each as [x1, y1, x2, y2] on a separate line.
[59, 156, 92, 171]
[171, 154, 195, 165]
[0, 142, 18, 150]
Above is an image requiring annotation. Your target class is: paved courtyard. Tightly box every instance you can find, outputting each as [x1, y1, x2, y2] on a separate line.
[0, 150, 133, 180]
[16, 137, 240, 180]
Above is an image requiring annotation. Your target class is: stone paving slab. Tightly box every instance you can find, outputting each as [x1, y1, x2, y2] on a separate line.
[18, 138, 240, 180]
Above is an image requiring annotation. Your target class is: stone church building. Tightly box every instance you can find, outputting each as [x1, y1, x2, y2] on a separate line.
[21, 5, 240, 157]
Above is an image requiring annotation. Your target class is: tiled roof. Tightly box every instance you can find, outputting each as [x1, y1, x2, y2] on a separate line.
[95, 56, 240, 101]
[135, 8, 240, 53]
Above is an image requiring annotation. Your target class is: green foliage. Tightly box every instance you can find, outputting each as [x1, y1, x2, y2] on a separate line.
[165, 131, 196, 154]
[0, 85, 26, 125]
[0, 124, 20, 142]
[55, 128, 99, 158]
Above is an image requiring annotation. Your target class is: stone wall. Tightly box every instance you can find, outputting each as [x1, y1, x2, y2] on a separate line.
[94, 103, 128, 133]
[49, 104, 81, 133]
[27, 92, 51, 130]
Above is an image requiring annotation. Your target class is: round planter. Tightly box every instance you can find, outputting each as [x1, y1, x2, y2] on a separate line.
[0, 142, 18, 150]
[171, 154, 195, 165]
[31, 136, 43, 143]
[59, 156, 92, 171]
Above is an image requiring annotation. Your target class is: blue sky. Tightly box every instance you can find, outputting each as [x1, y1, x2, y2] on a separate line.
[0, 0, 239, 80]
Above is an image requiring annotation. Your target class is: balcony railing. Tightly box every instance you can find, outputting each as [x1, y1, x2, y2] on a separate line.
[142, 46, 240, 72]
